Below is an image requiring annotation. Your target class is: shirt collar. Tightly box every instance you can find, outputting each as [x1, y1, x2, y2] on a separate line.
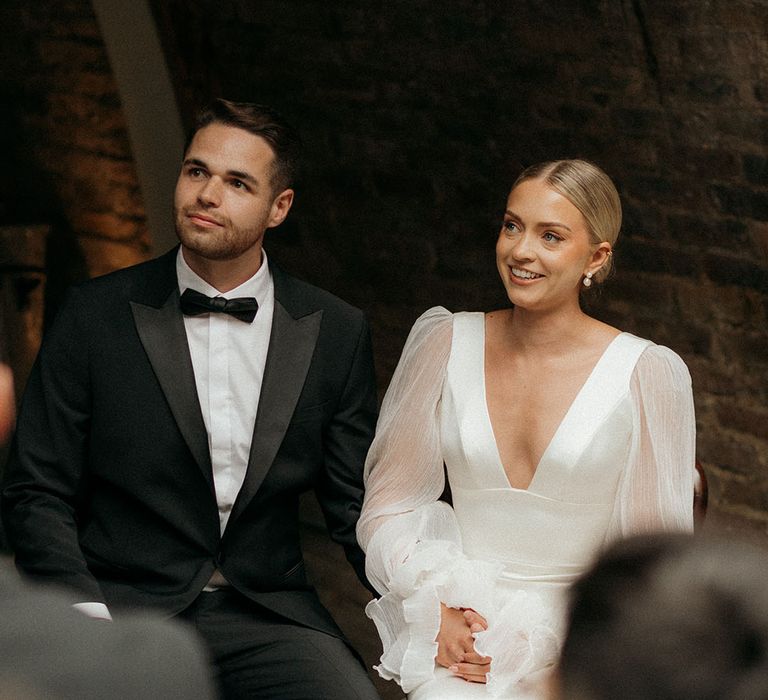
[176, 247, 272, 302]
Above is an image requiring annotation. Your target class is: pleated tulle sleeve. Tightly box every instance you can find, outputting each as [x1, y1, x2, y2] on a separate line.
[357, 307, 473, 691]
[607, 344, 696, 538]
[357, 306, 455, 585]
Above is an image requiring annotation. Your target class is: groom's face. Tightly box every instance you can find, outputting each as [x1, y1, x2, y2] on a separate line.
[174, 122, 293, 267]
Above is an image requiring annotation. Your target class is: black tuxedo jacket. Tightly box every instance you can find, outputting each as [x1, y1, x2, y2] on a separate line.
[1, 248, 378, 639]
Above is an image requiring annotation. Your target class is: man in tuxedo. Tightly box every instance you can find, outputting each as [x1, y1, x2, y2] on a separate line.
[2, 99, 380, 699]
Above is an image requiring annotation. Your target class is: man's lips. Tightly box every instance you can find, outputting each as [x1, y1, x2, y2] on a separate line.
[186, 212, 224, 227]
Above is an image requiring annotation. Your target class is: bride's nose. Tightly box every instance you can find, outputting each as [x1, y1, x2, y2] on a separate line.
[509, 231, 536, 262]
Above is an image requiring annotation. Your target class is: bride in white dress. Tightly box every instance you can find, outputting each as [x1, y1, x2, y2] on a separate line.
[356, 160, 696, 698]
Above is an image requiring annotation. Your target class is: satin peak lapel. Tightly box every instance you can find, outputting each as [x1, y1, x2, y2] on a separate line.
[228, 300, 322, 525]
[130, 290, 214, 489]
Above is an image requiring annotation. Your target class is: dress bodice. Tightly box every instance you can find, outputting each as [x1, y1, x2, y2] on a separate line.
[440, 312, 651, 573]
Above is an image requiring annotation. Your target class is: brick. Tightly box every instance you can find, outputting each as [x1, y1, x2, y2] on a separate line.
[717, 477, 768, 513]
[619, 239, 699, 277]
[704, 253, 768, 293]
[621, 201, 664, 240]
[686, 356, 750, 396]
[743, 154, 768, 186]
[72, 71, 117, 98]
[709, 185, 768, 221]
[666, 214, 750, 248]
[611, 108, 664, 135]
[685, 74, 739, 102]
[753, 222, 768, 264]
[716, 402, 768, 442]
[71, 211, 146, 242]
[78, 237, 150, 279]
[651, 320, 712, 357]
[717, 332, 768, 386]
[697, 430, 766, 479]
[706, 285, 767, 328]
[714, 112, 768, 146]
[36, 38, 110, 73]
[608, 272, 675, 314]
[672, 146, 741, 179]
[0, 226, 49, 269]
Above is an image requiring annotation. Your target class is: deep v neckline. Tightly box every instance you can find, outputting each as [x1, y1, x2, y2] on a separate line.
[481, 325, 625, 492]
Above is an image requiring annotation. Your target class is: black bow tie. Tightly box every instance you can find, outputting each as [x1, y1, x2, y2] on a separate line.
[179, 288, 259, 323]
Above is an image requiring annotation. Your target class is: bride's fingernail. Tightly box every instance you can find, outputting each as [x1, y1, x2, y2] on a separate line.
[448, 665, 458, 673]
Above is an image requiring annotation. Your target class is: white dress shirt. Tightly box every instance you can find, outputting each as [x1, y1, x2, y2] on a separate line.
[176, 247, 274, 534]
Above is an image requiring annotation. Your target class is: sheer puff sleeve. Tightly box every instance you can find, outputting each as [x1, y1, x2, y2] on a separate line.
[607, 344, 696, 539]
[358, 307, 498, 691]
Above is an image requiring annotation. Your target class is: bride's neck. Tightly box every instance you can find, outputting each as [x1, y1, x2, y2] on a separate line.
[504, 302, 594, 357]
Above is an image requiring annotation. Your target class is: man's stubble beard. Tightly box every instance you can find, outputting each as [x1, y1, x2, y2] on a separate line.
[174, 206, 266, 262]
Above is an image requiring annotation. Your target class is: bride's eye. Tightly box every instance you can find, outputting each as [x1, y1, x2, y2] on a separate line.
[503, 221, 519, 233]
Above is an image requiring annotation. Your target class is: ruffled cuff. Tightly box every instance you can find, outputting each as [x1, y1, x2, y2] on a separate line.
[365, 541, 503, 693]
[473, 590, 563, 697]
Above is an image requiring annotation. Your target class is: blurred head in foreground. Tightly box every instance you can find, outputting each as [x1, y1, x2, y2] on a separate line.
[558, 533, 768, 700]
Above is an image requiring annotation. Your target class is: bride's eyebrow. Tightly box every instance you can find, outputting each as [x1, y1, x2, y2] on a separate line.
[505, 210, 572, 232]
[539, 221, 572, 231]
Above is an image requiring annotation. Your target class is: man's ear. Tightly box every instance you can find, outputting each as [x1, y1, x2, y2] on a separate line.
[267, 189, 294, 229]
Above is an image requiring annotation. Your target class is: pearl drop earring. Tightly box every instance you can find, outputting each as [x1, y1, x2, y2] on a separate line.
[583, 272, 593, 288]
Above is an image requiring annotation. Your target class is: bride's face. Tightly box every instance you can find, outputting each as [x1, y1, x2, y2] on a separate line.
[496, 178, 606, 312]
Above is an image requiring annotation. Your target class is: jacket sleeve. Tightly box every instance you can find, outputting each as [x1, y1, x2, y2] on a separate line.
[1, 286, 106, 602]
[313, 312, 380, 593]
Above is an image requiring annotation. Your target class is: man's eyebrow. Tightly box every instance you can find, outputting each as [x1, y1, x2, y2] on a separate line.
[227, 169, 258, 185]
[182, 159, 259, 187]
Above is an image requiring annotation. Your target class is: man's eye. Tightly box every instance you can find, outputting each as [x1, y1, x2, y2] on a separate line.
[504, 221, 518, 232]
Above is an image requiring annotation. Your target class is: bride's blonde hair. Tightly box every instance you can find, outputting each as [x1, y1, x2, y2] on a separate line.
[513, 160, 621, 283]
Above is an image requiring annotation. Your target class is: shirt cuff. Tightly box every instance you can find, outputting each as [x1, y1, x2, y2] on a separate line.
[72, 602, 112, 621]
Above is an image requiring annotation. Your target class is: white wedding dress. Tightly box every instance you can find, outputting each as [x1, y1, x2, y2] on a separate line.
[357, 308, 695, 698]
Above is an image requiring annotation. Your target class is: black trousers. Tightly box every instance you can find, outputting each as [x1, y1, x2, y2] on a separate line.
[178, 590, 381, 700]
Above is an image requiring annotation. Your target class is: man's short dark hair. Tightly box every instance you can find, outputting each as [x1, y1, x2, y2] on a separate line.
[185, 99, 301, 194]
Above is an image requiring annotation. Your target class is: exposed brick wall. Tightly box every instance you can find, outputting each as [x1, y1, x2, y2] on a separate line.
[0, 1, 765, 532]
[0, 0, 150, 299]
[151, 0, 768, 534]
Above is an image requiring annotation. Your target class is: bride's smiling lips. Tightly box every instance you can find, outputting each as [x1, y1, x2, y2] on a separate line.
[507, 266, 545, 284]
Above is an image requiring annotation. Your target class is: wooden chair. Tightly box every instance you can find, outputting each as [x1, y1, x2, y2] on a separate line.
[694, 460, 708, 528]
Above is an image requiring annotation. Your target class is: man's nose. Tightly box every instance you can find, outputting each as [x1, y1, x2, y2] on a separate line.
[198, 177, 223, 207]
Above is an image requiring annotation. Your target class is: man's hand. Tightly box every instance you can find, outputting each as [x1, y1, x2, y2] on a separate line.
[436, 604, 491, 683]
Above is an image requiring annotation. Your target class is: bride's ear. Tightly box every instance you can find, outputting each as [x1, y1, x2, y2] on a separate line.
[585, 243, 612, 278]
